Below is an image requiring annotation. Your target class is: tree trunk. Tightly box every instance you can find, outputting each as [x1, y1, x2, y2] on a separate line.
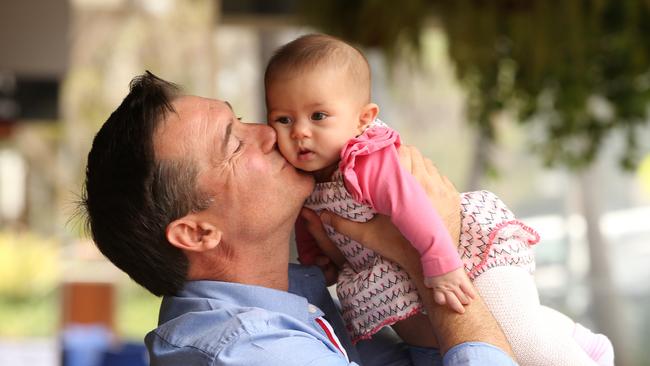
[579, 166, 627, 365]
[464, 130, 490, 191]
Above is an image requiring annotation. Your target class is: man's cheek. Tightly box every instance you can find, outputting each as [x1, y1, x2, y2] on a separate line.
[246, 158, 271, 173]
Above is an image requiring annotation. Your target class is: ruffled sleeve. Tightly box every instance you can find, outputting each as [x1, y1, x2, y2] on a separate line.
[339, 125, 401, 204]
[338, 123, 462, 276]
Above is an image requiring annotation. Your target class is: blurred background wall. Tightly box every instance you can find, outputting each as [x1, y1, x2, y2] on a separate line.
[0, 0, 649, 365]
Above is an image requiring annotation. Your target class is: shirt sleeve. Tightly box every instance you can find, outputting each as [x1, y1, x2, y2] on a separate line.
[341, 135, 462, 277]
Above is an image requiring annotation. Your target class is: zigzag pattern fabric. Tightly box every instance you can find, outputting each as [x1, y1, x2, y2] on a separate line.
[306, 183, 539, 343]
[305, 170, 423, 343]
[458, 190, 540, 281]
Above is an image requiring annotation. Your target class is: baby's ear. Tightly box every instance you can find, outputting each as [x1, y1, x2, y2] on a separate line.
[358, 103, 379, 132]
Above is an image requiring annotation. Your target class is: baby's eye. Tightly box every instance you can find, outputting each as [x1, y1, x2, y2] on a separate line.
[311, 112, 327, 121]
[274, 116, 291, 124]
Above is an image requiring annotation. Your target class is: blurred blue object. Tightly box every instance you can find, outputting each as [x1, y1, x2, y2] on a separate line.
[100, 342, 148, 366]
[61, 324, 112, 366]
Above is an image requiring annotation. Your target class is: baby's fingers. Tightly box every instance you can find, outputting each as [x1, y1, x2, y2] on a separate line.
[452, 286, 470, 305]
[433, 290, 447, 307]
[434, 288, 466, 314]
[460, 280, 477, 301]
[445, 291, 465, 314]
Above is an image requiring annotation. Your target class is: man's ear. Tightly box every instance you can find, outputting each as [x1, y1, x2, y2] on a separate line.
[166, 216, 222, 252]
[358, 103, 379, 132]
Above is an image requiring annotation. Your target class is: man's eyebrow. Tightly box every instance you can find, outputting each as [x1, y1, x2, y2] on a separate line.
[224, 101, 234, 111]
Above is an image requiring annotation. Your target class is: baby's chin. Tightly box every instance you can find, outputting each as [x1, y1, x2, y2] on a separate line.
[288, 157, 327, 172]
[294, 164, 323, 174]
[284, 152, 337, 176]
[311, 164, 339, 182]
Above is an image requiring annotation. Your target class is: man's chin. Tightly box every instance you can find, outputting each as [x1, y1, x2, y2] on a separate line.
[283, 172, 314, 198]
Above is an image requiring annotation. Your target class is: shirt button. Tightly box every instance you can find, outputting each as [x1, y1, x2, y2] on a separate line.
[308, 304, 319, 313]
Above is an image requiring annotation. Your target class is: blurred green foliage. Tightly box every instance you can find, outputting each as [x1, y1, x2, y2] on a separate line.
[300, 0, 650, 170]
[0, 232, 60, 337]
[438, 0, 650, 170]
[0, 232, 60, 300]
[0, 231, 159, 339]
[116, 283, 161, 340]
[299, 0, 428, 63]
[0, 293, 58, 338]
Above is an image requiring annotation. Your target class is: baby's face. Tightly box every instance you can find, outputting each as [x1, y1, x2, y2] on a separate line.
[266, 68, 365, 175]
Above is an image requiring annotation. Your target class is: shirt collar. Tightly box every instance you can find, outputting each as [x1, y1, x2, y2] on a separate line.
[161, 276, 320, 325]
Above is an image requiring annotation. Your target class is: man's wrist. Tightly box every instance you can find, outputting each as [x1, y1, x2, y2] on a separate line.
[394, 244, 424, 280]
[443, 211, 462, 246]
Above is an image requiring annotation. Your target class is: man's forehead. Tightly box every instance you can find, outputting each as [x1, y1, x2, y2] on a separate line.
[172, 95, 231, 113]
[155, 95, 231, 160]
[167, 96, 235, 130]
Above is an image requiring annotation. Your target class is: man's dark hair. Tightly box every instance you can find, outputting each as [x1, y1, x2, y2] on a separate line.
[82, 71, 210, 296]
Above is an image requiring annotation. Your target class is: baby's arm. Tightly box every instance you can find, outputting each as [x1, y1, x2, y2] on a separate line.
[322, 148, 514, 357]
[344, 145, 474, 312]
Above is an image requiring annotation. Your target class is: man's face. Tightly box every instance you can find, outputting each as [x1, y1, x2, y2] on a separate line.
[154, 96, 314, 242]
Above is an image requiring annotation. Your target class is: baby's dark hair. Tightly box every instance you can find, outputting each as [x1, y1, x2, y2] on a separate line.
[264, 34, 371, 102]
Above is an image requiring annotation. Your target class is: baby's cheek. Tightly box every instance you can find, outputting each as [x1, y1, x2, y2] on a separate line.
[277, 140, 294, 159]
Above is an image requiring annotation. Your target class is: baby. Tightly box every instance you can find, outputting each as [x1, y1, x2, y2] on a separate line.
[265, 34, 614, 365]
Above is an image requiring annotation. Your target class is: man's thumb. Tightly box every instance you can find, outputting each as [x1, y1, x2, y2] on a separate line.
[319, 211, 333, 226]
[319, 211, 364, 244]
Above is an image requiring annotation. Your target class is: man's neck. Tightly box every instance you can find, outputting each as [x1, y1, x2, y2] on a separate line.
[188, 234, 292, 291]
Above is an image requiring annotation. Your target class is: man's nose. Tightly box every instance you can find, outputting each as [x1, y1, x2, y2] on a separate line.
[255, 124, 277, 153]
[290, 119, 311, 139]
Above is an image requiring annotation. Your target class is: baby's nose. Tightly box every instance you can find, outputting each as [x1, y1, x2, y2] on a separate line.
[291, 120, 311, 139]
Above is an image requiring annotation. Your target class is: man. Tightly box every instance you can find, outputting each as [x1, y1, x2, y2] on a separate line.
[82, 71, 515, 365]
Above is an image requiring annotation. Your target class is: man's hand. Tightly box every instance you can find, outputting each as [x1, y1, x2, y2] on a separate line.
[397, 145, 461, 245]
[319, 213, 416, 270]
[300, 208, 346, 286]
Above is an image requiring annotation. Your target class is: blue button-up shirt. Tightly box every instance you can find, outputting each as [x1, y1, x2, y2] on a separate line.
[145, 265, 362, 365]
[145, 265, 516, 366]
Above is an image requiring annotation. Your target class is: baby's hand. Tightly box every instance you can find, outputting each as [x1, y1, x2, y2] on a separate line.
[424, 267, 476, 314]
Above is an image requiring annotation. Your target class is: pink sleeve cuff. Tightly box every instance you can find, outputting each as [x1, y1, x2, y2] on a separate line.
[421, 254, 463, 277]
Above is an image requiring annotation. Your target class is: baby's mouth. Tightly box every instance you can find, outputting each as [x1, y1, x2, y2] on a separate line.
[297, 148, 314, 161]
